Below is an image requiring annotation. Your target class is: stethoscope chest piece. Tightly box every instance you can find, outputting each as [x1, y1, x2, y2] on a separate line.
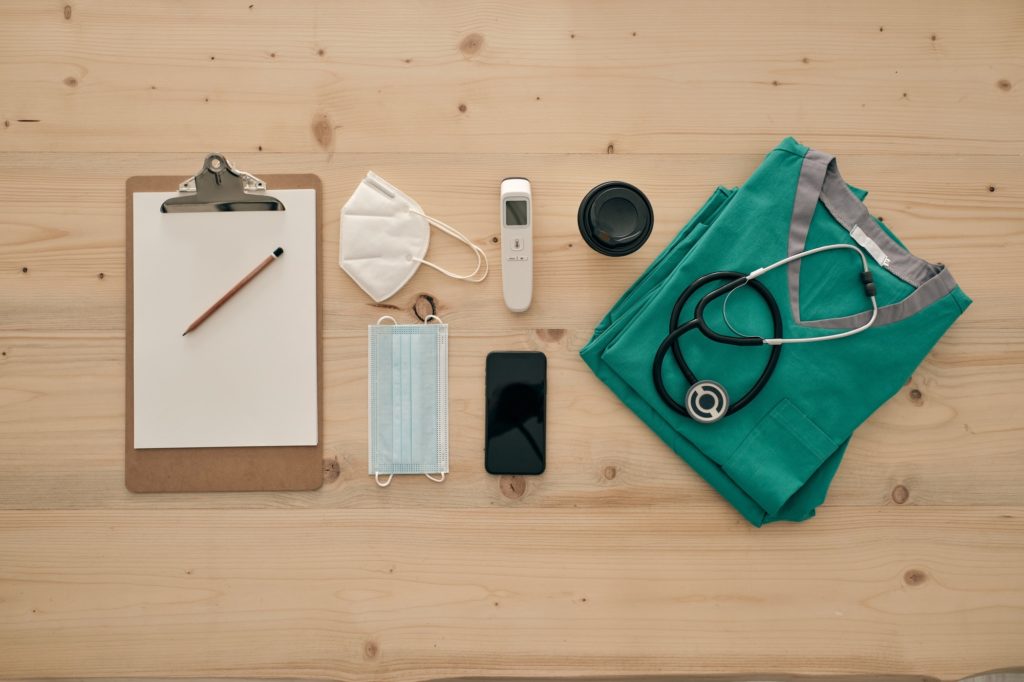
[685, 380, 729, 423]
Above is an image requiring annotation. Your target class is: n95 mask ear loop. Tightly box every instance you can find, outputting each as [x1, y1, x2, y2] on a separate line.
[409, 209, 489, 284]
[368, 315, 449, 488]
[340, 171, 488, 303]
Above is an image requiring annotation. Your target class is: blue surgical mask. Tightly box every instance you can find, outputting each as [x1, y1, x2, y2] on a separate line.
[368, 315, 449, 486]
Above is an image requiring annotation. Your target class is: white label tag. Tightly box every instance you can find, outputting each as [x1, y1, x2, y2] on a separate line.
[851, 225, 891, 268]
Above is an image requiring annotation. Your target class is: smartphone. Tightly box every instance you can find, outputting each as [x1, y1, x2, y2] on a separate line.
[485, 351, 547, 475]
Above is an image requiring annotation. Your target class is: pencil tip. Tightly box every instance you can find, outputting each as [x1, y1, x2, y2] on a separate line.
[182, 331, 188, 336]
[273, 246, 284, 257]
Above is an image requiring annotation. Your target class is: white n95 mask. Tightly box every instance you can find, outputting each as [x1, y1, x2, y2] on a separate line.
[368, 315, 449, 487]
[340, 172, 488, 302]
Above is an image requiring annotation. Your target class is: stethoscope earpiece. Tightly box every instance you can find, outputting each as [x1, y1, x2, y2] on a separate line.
[685, 380, 729, 424]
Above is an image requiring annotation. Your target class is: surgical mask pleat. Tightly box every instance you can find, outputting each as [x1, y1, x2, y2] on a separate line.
[371, 327, 393, 472]
[406, 332, 419, 470]
[401, 332, 413, 470]
[419, 333, 438, 465]
[391, 331, 405, 470]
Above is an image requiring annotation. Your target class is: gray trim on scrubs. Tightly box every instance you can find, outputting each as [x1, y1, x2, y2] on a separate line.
[787, 149, 958, 329]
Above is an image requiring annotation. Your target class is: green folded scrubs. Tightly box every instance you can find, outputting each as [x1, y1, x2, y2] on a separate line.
[580, 138, 971, 525]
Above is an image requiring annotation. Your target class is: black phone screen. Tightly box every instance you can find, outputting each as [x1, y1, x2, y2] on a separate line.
[485, 351, 546, 475]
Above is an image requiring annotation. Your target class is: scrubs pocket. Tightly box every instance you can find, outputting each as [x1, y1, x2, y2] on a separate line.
[723, 399, 837, 516]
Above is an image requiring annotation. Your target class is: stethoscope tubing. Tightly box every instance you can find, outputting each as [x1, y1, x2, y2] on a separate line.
[654, 272, 783, 418]
[653, 243, 880, 421]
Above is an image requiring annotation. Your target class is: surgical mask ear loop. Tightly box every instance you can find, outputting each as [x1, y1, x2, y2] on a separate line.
[425, 473, 446, 483]
[376, 315, 399, 325]
[409, 209, 489, 283]
[375, 473, 394, 487]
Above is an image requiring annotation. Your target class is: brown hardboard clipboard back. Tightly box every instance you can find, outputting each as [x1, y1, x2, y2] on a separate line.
[124, 174, 324, 492]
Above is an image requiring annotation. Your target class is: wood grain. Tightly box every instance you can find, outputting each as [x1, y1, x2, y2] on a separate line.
[0, 1, 1021, 156]
[1, 508, 1022, 681]
[0, 0, 1022, 679]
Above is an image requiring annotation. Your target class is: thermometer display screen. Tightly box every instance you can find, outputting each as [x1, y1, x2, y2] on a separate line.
[505, 200, 528, 226]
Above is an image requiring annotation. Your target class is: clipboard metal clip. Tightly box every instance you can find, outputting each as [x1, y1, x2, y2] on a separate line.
[161, 153, 285, 213]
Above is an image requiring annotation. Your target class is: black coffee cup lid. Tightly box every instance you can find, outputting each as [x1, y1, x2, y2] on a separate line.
[578, 181, 653, 256]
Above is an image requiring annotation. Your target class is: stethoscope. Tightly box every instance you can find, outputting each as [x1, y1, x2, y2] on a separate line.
[653, 244, 879, 424]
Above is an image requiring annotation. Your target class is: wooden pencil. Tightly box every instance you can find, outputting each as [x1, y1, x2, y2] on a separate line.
[183, 247, 284, 336]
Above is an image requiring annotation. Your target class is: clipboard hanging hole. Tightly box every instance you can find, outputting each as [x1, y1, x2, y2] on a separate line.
[207, 155, 224, 172]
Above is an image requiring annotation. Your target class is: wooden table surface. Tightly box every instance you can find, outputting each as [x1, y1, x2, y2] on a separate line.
[1, 2, 1022, 680]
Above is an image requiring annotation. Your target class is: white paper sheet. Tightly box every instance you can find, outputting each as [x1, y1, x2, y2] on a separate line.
[132, 190, 318, 449]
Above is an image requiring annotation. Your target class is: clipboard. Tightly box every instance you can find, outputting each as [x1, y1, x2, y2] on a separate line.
[125, 155, 324, 492]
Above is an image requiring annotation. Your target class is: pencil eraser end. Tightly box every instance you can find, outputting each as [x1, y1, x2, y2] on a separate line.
[273, 247, 284, 257]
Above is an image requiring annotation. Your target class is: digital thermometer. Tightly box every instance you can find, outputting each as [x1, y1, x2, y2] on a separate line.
[500, 177, 533, 312]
